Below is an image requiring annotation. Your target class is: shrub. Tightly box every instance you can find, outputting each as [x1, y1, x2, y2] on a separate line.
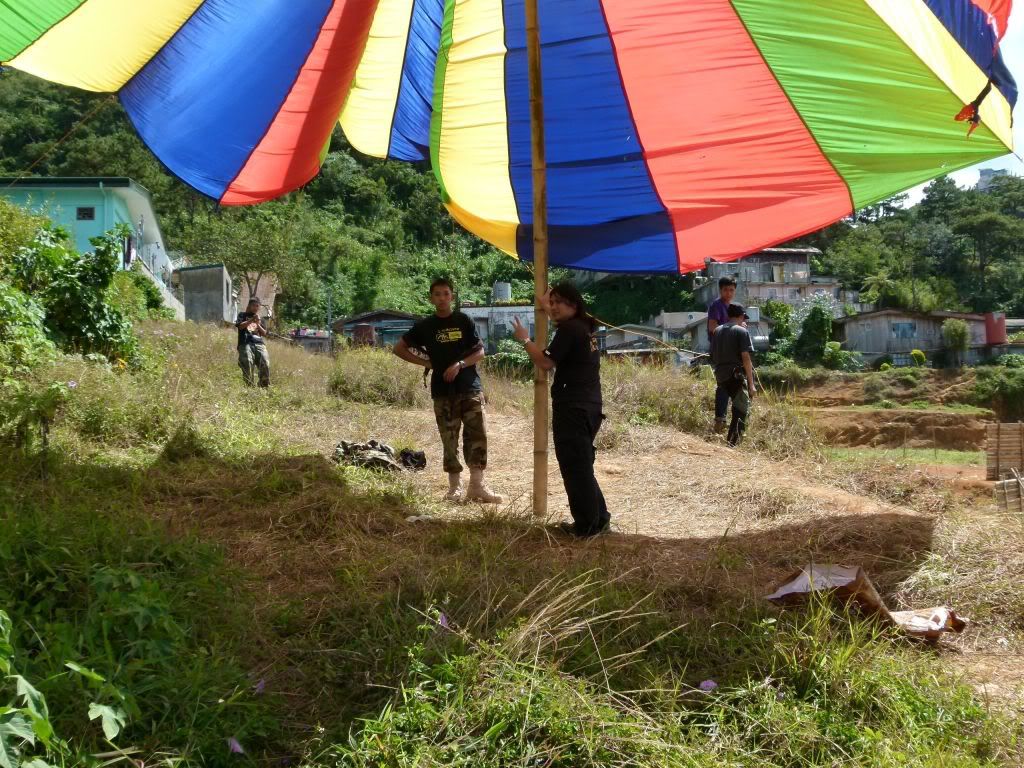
[793, 305, 832, 364]
[879, 362, 892, 372]
[756, 363, 831, 392]
[483, 338, 532, 381]
[973, 366, 1024, 420]
[941, 318, 969, 367]
[108, 264, 170, 322]
[0, 280, 54, 377]
[755, 350, 793, 368]
[996, 353, 1024, 369]
[762, 298, 794, 343]
[910, 349, 927, 367]
[330, 347, 429, 407]
[864, 367, 927, 404]
[3, 223, 140, 365]
[822, 341, 863, 372]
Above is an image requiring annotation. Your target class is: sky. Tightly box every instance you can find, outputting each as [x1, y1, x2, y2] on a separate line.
[904, 6, 1023, 204]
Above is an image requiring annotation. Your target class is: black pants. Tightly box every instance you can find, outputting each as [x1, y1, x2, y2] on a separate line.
[552, 403, 609, 535]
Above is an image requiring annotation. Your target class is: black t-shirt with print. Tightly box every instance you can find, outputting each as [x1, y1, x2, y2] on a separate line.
[544, 317, 602, 406]
[236, 312, 265, 348]
[402, 311, 484, 399]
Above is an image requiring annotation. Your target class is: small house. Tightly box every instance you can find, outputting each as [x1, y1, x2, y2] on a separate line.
[601, 323, 666, 350]
[291, 328, 332, 354]
[332, 309, 421, 347]
[833, 309, 989, 365]
[175, 264, 235, 324]
[652, 308, 770, 353]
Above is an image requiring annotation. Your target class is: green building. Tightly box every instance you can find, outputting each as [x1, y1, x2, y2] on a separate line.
[0, 176, 183, 318]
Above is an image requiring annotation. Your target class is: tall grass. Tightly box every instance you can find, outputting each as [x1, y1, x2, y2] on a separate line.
[4, 321, 1021, 767]
[602, 358, 821, 459]
[330, 347, 430, 407]
[327, 581, 1015, 768]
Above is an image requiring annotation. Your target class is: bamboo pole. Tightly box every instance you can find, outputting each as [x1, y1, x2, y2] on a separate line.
[525, 0, 549, 517]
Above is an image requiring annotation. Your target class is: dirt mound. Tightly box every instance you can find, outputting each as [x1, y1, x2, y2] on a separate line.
[809, 407, 989, 450]
[795, 369, 978, 409]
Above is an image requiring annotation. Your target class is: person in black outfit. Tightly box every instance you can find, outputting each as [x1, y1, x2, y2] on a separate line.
[512, 282, 609, 537]
[394, 278, 503, 504]
[235, 298, 270, 387]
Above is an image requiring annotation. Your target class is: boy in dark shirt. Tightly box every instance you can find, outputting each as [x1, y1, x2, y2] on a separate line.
[394, 279, 503, 504]
[710, 303, 756, 446]
[708, 277, 737, 431]
[235, 298, 270, 387]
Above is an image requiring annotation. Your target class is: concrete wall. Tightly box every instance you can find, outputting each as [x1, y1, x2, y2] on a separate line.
[178, 265, 234, 324]
[462, 305, 536, 352]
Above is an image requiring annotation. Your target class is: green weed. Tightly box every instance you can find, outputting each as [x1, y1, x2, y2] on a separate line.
[330, 347, 429, 407]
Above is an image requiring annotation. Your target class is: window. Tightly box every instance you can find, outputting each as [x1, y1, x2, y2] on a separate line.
[76, 206, 95, 221]
[891, 321, 917, 340]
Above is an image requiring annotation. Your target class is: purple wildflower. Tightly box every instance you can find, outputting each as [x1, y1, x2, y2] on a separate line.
[699, 679, 718, 692]
[253, 678, 266, 695]
[227, 738, 245, 754]
[67, 380, 78, 389]
[438, 613, 450, 630]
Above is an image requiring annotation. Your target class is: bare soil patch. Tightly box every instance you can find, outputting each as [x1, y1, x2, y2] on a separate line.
[809, 406, 990, 450]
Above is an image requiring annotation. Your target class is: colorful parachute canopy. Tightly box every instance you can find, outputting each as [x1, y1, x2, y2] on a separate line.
[0, 0, 1017, 274]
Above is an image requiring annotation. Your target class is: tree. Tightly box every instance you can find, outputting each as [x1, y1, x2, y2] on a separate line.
[855, 193, 908, 224]
[952, 212, 1024, 311]
[180, 201, 310, 298]
[917, 176, 968, 223]
[941, 318, 969, 368]
[822, 225, 887, 288]
[762, 299, 794, 346]
[861, 270, 897, 308]
[793, 304, 832, 364]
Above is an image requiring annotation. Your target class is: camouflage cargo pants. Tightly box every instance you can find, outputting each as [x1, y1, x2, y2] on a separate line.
[238, 343, 270, 388]
[433, 393, 488, 473]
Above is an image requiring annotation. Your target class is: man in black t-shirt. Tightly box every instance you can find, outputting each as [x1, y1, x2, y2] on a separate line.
[394, 279, 503, 504]
[235, 298, 270, 387]
[710, 303, 756, 446]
